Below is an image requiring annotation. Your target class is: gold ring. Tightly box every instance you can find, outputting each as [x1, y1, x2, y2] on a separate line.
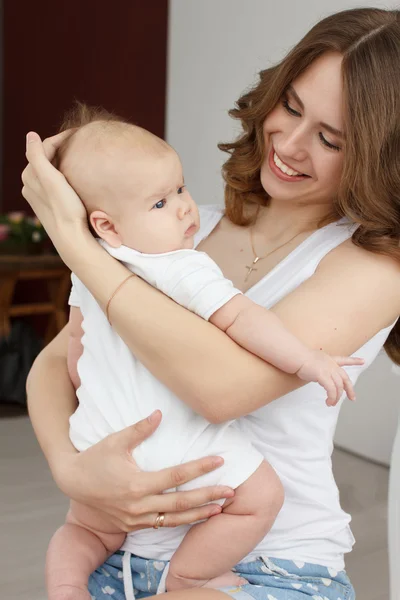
[153, 512, 165, 529]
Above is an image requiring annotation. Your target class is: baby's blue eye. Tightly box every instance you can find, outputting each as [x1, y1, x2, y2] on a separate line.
[178, 185, 186, 194]
[154, 199, 166, 209]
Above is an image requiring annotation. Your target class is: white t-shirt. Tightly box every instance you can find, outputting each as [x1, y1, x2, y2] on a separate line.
[68, 237, 263, 560]
[190, 205, 397, 570]
[97, 239, 243, 321]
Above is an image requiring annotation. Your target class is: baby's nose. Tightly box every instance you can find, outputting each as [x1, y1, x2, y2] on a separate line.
[178, 203, 191, 218]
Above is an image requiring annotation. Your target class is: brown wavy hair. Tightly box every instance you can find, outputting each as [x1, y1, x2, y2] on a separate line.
[219, 7, 400, 364]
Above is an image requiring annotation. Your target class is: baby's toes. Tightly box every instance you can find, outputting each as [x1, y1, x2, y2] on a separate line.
[203, 572, 248, 588]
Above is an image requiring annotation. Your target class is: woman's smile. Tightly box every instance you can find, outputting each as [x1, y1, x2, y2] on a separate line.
[268, 147, 310, 182]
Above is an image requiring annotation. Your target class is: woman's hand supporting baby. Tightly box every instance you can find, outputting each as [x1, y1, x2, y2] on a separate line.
[53, 410, 234, 531]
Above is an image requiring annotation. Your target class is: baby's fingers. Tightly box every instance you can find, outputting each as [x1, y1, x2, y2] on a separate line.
[332, 356, 364, 367]
[329, 371, 345, 407]
[341, 369, 357, 402]
[321, 375, 338, 407]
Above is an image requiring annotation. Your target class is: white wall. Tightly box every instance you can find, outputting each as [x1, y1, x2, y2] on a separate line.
[166, 0, 400, 465]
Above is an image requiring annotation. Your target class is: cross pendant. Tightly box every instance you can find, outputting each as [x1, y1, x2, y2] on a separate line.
[245, 257, 260, 282]
[244, 263, 258, 282]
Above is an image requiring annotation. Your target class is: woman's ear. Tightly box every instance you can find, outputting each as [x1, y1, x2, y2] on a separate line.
[89, 211, 122, 248]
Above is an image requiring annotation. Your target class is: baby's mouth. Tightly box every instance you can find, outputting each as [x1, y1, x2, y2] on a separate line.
[185, 223, 197, 236]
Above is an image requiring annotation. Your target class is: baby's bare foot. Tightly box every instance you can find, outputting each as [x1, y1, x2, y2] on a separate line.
[202, 571, 248, 588]
[166, 570, 247, 591]
[48, 584, 92, 600]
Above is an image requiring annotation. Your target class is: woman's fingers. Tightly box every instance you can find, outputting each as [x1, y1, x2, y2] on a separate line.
[106, 411, 163, 459]
[143, 455, 225, 496]
[134, 504, 222, 532]
[21, 130, 74, 191]
[144, 485, 234, 516]
[158, 504, 222, 529]
[42, 128, 77, 161]
[25, 132, 57, 180]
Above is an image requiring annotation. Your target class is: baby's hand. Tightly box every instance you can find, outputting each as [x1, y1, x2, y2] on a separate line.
[296, 351, 364, 406]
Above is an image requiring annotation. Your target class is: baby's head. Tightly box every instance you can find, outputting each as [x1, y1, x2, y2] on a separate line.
[55, 103, 199, 253]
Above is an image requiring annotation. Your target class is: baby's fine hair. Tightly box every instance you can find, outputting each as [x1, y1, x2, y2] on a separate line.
[60, 101, 129, 132]
[53, 101, 132, 168]
[54, 101, 168, 171]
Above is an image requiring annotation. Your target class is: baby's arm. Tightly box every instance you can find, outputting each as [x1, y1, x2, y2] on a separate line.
[113, 249, 362, 406]
[67, 306, 84, 390]
[210, 295, 362, 405]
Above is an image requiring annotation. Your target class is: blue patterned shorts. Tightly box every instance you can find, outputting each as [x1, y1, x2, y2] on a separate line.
[88, 551, 355, 599]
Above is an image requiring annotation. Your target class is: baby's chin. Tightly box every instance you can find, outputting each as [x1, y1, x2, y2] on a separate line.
[180, 236, 196, 251]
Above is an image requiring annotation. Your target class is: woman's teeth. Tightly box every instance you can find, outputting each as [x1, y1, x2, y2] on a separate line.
[273, 152, 303, 177]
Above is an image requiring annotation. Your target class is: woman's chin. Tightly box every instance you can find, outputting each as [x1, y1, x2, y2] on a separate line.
[260, 170, 310, 204]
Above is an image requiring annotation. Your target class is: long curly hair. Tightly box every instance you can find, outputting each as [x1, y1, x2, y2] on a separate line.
[219, 7, 400, 364]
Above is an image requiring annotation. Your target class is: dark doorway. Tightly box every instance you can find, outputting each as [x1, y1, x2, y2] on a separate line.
[3, 1, 169, 212]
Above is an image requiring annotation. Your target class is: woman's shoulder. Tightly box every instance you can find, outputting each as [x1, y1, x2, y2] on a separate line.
[321, 236, 400, 273]
[318, 237, 400, 314]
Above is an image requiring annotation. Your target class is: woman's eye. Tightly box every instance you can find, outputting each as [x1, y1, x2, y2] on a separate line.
[153, 199, 166, 209]
[319, 133, 341, 152]
[177, 185, 186, 194]
[283, 96, 341, 152]
[282, 99, 301, 117]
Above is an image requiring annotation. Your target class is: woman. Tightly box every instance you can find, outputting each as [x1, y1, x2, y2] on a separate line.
[22, 7, 400, 600]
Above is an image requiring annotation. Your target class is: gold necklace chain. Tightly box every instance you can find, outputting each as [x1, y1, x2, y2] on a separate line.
[245, 209, 309, 282]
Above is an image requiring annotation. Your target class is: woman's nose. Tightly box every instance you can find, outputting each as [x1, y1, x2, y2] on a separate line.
[278, 125, 308, 162]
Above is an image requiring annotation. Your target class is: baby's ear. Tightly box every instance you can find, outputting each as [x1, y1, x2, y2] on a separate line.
[89, 211, 122, 248]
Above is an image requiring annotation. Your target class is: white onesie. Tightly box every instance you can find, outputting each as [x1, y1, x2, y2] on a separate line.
[68, 241, 264, 560]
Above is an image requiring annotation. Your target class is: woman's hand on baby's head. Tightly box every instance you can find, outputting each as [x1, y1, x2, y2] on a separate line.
[54, 410, 234, 533]
[22, 130, 89, 251]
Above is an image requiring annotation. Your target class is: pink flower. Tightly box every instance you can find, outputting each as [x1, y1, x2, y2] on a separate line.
[0, 224, 10, 241]
[7, 211, 25, 224]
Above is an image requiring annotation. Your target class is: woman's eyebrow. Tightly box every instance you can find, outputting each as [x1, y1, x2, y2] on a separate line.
[287, 84, 344, 139]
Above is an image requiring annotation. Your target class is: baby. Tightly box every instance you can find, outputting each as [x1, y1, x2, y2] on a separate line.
[46, 105, 362, 600]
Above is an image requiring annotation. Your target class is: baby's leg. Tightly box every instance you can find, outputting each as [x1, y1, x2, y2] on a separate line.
[167, 459, 284, 591]
[46, 500, 125, 600]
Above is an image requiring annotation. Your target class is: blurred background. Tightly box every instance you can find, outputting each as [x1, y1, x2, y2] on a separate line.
[1, 1, 399, 599]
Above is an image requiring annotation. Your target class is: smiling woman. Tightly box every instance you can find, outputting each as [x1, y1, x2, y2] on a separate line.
[21, 6, 400, 600]
[261, 54, 344, 206]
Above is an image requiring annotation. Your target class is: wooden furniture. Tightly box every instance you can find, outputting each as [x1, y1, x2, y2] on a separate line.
[0, 254, 70, 345]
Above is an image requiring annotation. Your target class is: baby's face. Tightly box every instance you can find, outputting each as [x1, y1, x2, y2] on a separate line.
[60, 124, 200, 254]
[107, 148, 200, 253]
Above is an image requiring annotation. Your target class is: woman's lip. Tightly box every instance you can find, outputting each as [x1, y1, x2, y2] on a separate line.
[268, 148, 309, 182]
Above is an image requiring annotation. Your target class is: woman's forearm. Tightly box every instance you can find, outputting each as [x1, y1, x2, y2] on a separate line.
[26, 329, 78, 475]
[21, 134, 305, 424]
[61, 235, 304, 423]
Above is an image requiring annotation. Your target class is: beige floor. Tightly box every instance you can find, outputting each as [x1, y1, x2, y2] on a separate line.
[0, 414, 390, 600]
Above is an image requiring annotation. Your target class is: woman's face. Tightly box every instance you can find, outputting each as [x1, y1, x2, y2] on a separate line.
[261, 52, 345, 208]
